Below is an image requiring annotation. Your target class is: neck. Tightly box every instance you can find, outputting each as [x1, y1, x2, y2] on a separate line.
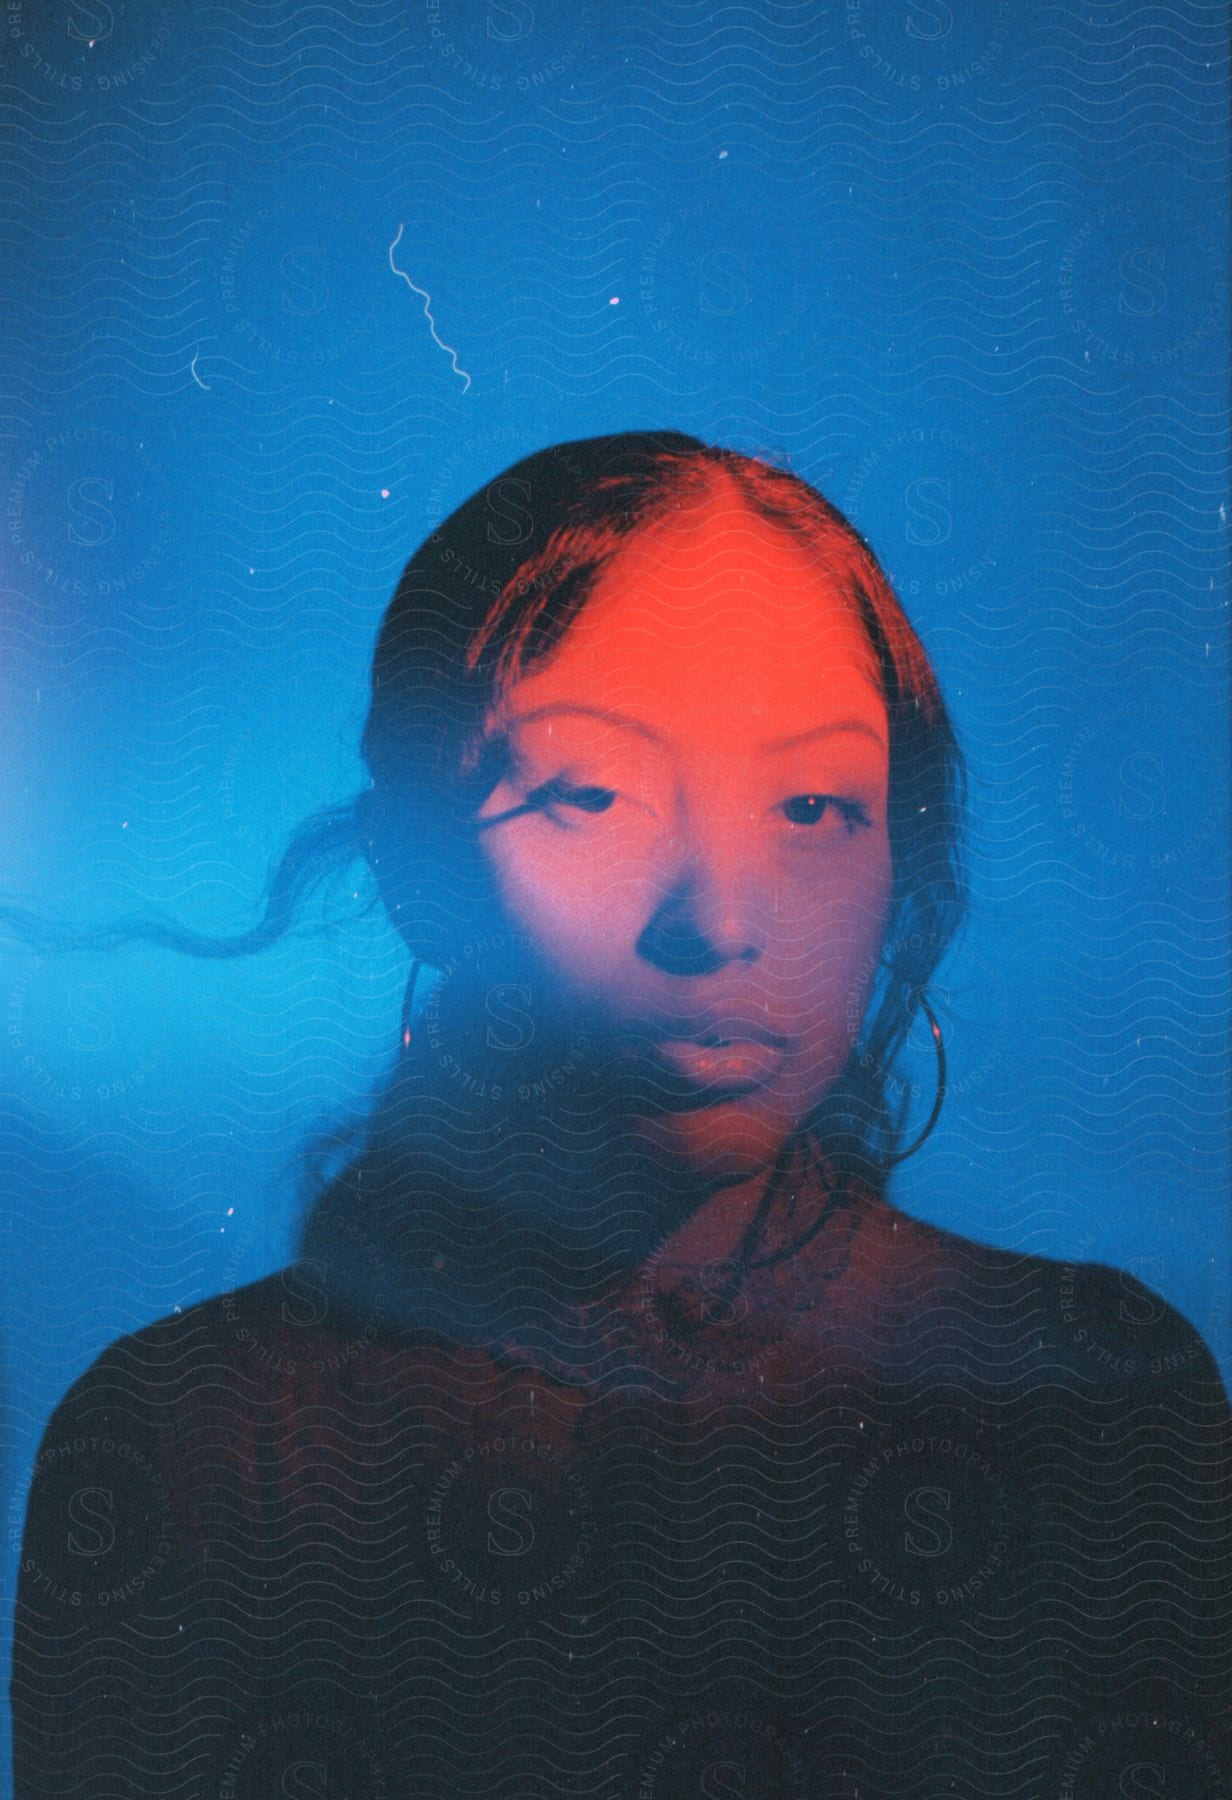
[648, 1130, 855, 1272]
[301, 1079, 871, 1346]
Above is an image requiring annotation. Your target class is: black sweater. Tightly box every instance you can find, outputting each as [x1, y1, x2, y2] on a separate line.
[11, 1195, 1232, 1797]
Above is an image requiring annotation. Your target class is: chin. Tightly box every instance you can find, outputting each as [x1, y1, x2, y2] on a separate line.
[633, 1095, 793, 1189]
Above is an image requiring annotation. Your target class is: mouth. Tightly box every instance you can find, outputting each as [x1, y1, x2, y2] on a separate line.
[633, 1037, 784, 1114]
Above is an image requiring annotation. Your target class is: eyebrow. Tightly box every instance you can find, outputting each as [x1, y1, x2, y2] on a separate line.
[505, 703, 888, 753]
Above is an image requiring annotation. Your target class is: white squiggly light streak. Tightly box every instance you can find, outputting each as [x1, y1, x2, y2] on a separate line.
[190, 350, 210, 391]
[388, 223, 472, 394]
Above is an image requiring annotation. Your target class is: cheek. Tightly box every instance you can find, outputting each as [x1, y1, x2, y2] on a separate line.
[789, 841, 893, 1037]
[480, 814, 680, 970]
[477, 841, 618, 984]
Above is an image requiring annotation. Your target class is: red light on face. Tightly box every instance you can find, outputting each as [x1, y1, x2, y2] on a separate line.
[470, 503, 894, 1187]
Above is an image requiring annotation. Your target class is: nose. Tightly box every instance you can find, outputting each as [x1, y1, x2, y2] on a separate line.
[635, 816, 763, 977]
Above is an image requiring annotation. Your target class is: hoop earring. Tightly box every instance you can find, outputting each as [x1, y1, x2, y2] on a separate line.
[883, 994, 946, 1164]
[399, 958, 423, 1055]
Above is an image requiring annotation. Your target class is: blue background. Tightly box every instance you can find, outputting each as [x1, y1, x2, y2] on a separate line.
[1, 0, 1228, 1778]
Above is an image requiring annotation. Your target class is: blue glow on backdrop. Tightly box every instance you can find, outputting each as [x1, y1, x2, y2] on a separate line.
[1, 0, 1228, 1771]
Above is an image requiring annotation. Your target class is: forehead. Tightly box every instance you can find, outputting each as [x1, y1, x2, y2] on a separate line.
[501, 501, 886, 738]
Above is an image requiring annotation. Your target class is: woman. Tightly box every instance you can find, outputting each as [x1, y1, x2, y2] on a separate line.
[12, 432, 1231, 1796]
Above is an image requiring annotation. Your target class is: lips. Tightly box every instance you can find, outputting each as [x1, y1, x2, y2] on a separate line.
[604, 1013, 788, 1114]
[655, 1038, 783, 1090]
[617, 1036, 782, 1115]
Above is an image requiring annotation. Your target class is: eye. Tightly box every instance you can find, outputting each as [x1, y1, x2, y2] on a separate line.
[782, 794, 872, 833]
[529, 778, 617, 817]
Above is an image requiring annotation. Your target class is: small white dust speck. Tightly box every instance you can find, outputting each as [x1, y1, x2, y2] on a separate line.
[381, 488, 390, 498]
[609, 296, 619, 305]
[388, 224, 472, 393]
[719, 149, 728, 159]
[226, 1207, 234, 1216]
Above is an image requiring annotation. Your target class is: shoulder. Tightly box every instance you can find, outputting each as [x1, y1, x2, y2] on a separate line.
[875, 1205, 1230, 1409]
[37, 1272, 291, 1410]
[20, 1274, 294, 1494]
[22, 1271, 383, 1480]
[16, 1271, 507, 1568]
[30, 1266, 533, 1459]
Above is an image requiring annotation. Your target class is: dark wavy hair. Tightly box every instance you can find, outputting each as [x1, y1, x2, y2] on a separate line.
[2, 430, 966, 1295]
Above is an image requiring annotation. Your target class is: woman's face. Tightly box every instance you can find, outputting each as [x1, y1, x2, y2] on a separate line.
[473, 496, 894, 1194]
